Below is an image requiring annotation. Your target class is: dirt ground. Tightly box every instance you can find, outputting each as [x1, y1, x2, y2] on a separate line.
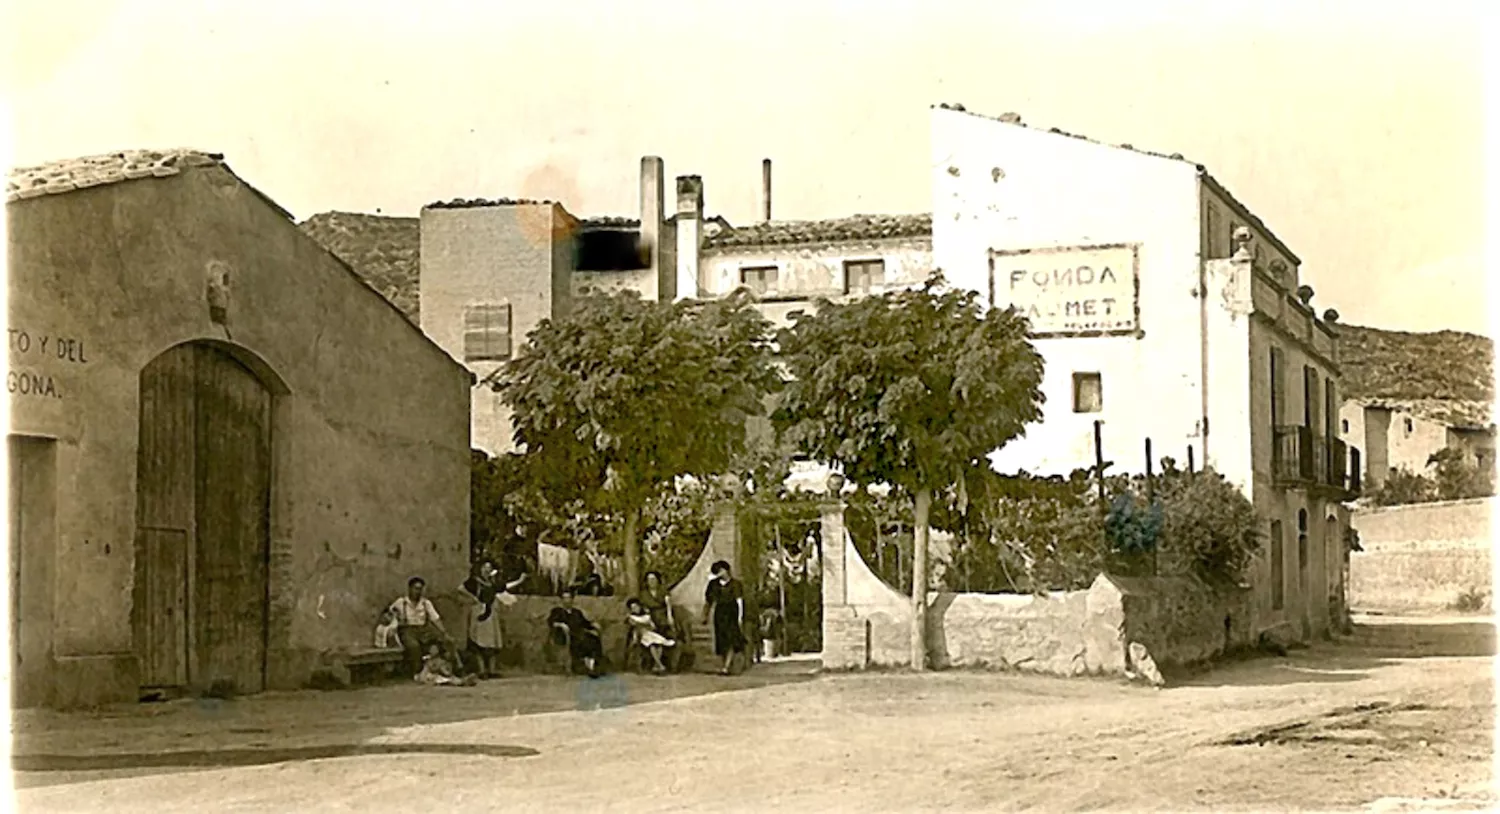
[8, 615, 1495, 813]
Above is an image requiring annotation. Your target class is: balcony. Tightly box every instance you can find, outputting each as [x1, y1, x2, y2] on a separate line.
[1272, 425, 1362, 500]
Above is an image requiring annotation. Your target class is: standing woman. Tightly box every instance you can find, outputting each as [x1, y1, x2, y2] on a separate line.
[460, 560, 521, 679]
[704, 560, 748, 676]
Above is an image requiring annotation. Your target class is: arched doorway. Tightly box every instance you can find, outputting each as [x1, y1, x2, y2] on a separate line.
[133, 342, 273, 696]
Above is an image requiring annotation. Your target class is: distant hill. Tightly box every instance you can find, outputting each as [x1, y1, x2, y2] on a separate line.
[1338, 323, 1493, 403]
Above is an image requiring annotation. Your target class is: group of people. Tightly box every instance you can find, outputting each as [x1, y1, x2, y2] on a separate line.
[378, 559, 756, 685]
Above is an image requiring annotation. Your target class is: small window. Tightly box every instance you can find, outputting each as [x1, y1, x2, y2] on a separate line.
[740, 266, 779, 296]
[1072, 372, 1103, 413]
[1341, 418, 1350, 434]
[1404, 417, 1414, 434]
[463, 302, 513, 362]
[844, 259, 885, 295]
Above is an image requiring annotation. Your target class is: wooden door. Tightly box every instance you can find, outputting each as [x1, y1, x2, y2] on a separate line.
[135, 345, 196, 689]
[9, 435, 57, 708]
[135, 343, 272, 695]
[192, 345, 272, 694]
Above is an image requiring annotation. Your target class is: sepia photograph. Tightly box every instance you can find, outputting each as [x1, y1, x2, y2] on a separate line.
[2, 1, 1495, 811]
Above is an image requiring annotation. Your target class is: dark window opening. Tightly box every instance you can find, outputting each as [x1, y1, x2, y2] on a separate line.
[575, 230, 650, 272]
[1270, 520, 1285, 611]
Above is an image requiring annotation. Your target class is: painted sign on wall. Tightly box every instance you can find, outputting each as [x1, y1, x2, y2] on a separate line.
[988, 243, 1141, 337]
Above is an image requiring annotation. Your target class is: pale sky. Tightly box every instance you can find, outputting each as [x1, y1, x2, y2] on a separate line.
[2, 0, 1492, 336]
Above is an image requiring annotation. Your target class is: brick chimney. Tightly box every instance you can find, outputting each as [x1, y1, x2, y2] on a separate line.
[762, 158, 772, 223]
[674, 175, 703, 301]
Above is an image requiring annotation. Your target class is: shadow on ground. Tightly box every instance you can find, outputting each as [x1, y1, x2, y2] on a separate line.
[1169, 617, 1495, 689]
[11, 660, 818, 784]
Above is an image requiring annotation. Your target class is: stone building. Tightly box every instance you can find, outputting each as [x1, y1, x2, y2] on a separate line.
[1339, 398, 1495, 491]
[930, 105, 1359, 642]
[7, 150, 471, 709]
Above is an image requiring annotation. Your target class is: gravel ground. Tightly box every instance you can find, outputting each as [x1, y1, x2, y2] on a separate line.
[8, 617, 1494, 813]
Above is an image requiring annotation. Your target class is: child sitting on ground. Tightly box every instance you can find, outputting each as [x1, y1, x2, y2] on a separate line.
[625, 597, 676, 674]
[374, 608, 402, 649]
[416, 643, 477, 686]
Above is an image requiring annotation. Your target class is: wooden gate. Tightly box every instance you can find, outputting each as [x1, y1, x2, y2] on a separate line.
[135, 343, 272, 695]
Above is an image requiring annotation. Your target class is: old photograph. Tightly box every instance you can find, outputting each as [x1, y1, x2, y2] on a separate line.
[3, 1, 1495, 811]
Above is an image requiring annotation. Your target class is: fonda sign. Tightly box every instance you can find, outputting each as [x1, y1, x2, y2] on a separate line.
[988, 243, 1141, 337]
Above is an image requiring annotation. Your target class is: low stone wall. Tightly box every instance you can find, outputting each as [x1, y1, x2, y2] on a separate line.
[491, 596, 632, 671]
[1350, 498, 1495, 613]
[926, 580, 1125, 675]
[1113, 575, 1254, 667]
[821, 501, 1255, 676]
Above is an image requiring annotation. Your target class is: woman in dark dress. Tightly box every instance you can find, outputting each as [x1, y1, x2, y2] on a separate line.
[641, 571, 680, 672]
[704, 560, 748, 675]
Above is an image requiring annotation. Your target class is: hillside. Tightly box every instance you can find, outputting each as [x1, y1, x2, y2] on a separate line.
[1337, 324, 1493, 403]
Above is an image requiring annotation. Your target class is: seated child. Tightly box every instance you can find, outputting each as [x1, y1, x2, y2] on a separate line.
[625, 597, 676, 674]
[416, 643, 477, 686]
[374, 608, 402, 649]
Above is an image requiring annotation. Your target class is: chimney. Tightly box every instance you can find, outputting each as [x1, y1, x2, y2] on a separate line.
[761, 158, 772, 223]
[640, 156, 667, 300]
[674, 175, 703, 301]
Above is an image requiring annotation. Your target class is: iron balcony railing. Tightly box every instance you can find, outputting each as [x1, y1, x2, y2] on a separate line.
[1273, 425, 1361, 498]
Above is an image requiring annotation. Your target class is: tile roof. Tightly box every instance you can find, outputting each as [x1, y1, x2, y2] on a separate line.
[423, 197, 556, 210]
[6, 149, 227, 203]
[580, 216, 640, 231]
[298, 212, 420, 323]
[1354, 398, 1494, 431]
[703, 213, 933, 250]
[933, 104, 1301, 265]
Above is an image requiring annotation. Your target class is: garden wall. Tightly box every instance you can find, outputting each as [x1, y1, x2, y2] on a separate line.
[1350, 497, 1494, 613]
[820, 502, 1255, 676]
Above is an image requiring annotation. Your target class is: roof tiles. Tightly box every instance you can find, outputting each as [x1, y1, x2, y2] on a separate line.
[704, 213, 932, 250]
[7, 149, 225, 203]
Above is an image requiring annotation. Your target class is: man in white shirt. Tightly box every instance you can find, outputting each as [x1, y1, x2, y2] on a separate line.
[388, 576, 453, 678]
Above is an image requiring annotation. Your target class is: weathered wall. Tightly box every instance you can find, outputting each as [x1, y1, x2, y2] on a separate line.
[820, 504, 913, 669]
[699, 238, 932, 300]
[1350, 498, 1494, 612]
[7, 166, 471, 706]
[418, 204, 572, 455]
[926, 579, 1127, 675]
[1113, 575, 1255, 666]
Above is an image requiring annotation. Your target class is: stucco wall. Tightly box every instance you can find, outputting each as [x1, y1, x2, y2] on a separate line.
[930, 108, 1208, 479]
[926, 580, 1126, 675]
[1350, 498, 1494, 612]
[1385, 409, 1451, 474]
[7, 166, 471, 706]
[699, 238, 932, 300]
[419, 204, 572, 455]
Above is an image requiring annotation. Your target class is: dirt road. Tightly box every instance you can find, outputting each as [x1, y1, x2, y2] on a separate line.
[10, 616, 1495, 812]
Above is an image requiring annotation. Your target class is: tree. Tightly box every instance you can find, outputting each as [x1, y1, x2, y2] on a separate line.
[498, 288, 781, 594]
[1429, 448, 1496, 501]
[772, 273, 1046, 669]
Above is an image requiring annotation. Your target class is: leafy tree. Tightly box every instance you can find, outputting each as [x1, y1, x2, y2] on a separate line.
[1428, 448, 1496, 501]
[773, 273, 1045, 669]
[498, 288, 781, 594]
[1370, 466, 1439, 506]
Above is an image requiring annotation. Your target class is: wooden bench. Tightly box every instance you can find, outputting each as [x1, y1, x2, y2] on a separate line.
[345, 647, 405, 685]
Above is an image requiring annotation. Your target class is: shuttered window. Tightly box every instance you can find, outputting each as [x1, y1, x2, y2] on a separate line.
[844, 259, 885, 295]
[463, 302, 513, 362]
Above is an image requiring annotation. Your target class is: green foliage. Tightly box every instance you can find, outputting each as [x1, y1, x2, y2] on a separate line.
[772, 273, 1045, 494]
[1428, 448, 1496, 501]
[1104, 491, 1164, 556]
[640, 480, 718, 588]
[845, 487, 916, 594]
[498, 288, 782, 591]
[1150, 465, 1261, 583]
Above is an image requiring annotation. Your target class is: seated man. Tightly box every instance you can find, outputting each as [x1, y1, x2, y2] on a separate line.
[548, 589, 605, 677]
[387, 576, 454, 679]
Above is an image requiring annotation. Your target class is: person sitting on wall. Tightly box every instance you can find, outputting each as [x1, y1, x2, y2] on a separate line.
[388, 576, 455, 679]
[624, 597, 676, 674]
[548, 588, 606, 677]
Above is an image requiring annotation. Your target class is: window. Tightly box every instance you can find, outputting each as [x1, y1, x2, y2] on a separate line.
[1302, 366, 1319, 429]
[740, 266, 779, 296]
[1324, 376, 1337, 441]
[1269, 347, 1284, 428]
[1072, 372, 1103, 413]
[1404, 417, 1414, 435]
[843, 259, 885, 295]
[1297, 509, 1309, 572]
[463, 302, 513, 363]
[1341, 418, 1350, 434]
[1270, 520, 1284, 610]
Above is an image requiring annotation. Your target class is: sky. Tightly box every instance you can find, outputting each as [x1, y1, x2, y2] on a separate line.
[2, 0, 1492, 336]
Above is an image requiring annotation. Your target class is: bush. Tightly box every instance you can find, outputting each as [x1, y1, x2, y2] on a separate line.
[1370, 466, 1439, 506]
[1430, 448, 1496, 502]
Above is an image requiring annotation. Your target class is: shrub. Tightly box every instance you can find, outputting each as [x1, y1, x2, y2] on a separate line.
[1429, 448, 1496, 502]
[1370, 467, 1439, 506]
